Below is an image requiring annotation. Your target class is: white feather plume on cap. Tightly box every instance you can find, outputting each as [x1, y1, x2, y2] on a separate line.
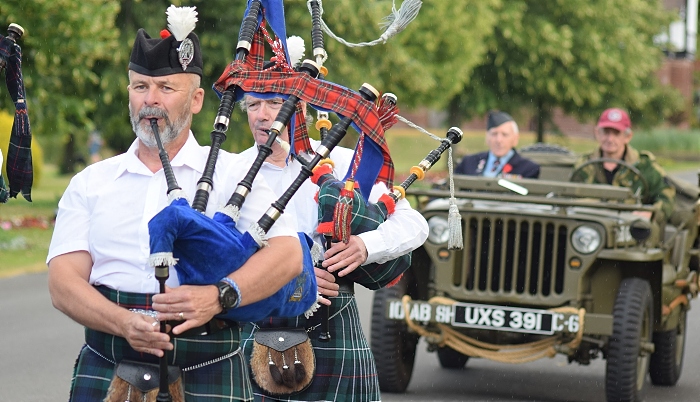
[167, 5, 198, 41]
[287, 35, 305, 67]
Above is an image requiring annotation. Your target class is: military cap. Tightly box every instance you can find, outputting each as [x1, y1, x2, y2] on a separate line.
[487, 111, 514, 131]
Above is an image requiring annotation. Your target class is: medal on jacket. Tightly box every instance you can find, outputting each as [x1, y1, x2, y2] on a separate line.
[476, 159, 485, 174]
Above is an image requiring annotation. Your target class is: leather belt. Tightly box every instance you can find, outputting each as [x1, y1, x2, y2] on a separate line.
[177, 318, 235, 337]
[335, 275, 355, 294]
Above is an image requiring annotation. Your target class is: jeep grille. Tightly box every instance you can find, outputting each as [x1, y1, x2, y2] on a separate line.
[455, 216, 568, 298]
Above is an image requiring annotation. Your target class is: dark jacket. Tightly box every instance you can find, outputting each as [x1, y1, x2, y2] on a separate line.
[456, 150, 540, 179]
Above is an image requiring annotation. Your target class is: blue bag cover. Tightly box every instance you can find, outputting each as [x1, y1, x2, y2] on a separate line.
[148, 198, 317, 321]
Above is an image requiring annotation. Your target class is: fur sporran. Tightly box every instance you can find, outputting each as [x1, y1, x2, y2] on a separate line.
[250, 328, 315, 395]
[104, 360, 185, 402]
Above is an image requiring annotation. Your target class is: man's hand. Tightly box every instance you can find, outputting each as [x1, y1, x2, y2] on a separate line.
[315, 267, 339, 306]
[121, 312, 172, 357]
[322, 235, 368, 277]
[152, 285, 221, 336]
[48, 251, 173, 357]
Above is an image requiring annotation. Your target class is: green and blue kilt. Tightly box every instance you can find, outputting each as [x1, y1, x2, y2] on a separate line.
[241, 293, 381, 402]
[68, 286, 253, 402]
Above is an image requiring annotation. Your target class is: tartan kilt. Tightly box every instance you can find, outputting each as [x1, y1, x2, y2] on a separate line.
[68, 286, 253, 402]
[241, 293, 381, 402]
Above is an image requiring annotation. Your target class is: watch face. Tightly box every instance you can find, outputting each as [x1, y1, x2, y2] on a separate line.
[223, 289, 236, 308]
[219, 283, 237, 310]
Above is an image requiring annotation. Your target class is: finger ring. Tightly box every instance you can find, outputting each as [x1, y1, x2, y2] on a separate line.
[178, 312, 185, 320]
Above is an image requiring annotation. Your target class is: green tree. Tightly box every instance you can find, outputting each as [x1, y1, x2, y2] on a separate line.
[450, 0, 685, 141]
[284, 0, 499, 108]
[0, 0, 121, 172]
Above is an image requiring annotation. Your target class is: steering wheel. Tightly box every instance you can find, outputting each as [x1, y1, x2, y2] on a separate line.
[569, 158, 649, 200]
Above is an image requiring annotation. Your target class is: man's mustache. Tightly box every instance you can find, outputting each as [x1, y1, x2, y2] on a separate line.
[139, 107, 168, 121]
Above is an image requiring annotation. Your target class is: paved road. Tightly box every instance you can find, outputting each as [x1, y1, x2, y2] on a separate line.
[3, 170, 700, 401]
[0, 272, 83, 401]
[2, 273, 700, 402]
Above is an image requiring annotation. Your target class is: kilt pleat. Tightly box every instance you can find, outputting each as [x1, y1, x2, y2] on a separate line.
[242, 293, 381, 402]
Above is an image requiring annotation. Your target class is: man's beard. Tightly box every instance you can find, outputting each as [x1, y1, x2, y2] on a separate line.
[130, 105, 192, 148]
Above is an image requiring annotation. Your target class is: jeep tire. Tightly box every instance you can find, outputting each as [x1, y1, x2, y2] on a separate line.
[650, 307, 687, 386]
[437, 346, 470, 369]
[371, 273, 420, 393]
[605, 277, 654, 402]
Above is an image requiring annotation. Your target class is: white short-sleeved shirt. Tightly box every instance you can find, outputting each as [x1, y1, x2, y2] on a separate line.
[47, 132, 297, 294]
[240, 139, 428, 265]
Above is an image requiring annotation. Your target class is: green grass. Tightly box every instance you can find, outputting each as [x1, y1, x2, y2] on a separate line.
[0, 164, 69, 277]
[0, 228, 55, 276]
[631, 128, 700, 164]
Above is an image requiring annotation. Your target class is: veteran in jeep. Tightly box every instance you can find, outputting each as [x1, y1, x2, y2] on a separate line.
[572, 107, 675, 224]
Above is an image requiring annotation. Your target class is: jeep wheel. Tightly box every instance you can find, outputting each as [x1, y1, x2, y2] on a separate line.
[649, 307, 687, 386]
[437, 346, 469, 369]
[371, 273, 420, 393]
[605, 278, 654, 402]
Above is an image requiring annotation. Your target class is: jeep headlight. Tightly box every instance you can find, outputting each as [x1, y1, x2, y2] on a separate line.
[427, 216, 450, 244]
[571, 225, 601, 254]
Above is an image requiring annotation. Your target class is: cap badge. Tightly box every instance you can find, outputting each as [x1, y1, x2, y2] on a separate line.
[608, 110, 622, 122]
[177, 38, 194, 71]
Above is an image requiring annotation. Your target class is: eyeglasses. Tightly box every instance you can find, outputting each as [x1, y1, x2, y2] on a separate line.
[245, 98, 285, 112]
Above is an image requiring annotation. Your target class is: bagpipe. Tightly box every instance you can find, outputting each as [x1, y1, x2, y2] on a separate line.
[146, 0, 400, 325]
[148, 2, 320, 325]
[142, 1, 427, 398]
[0, 23, 32, 203]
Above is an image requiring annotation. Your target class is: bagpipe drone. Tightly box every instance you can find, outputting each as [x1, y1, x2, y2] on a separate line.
[0, 23, 32, 203]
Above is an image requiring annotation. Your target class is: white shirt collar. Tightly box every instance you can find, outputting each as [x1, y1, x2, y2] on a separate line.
[114, 131, 203, 180]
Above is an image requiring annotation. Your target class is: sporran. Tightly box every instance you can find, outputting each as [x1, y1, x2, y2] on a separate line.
[250, 328, 315, 395]
[104, 360, 185, 402]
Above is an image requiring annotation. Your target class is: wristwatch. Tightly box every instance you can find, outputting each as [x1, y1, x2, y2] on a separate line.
[216, 280, 238, 313]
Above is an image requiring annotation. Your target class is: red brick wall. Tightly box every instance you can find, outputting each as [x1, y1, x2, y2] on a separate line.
[658, 58, 694, 100]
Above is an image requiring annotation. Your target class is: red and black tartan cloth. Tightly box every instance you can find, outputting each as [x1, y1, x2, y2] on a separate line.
[68, 286, 254, 402]
[0, 33, 32, 201]
[213, 27, 395, 190]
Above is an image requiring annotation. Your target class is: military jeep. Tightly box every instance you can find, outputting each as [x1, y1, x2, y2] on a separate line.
[370, 144, 700, 402]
